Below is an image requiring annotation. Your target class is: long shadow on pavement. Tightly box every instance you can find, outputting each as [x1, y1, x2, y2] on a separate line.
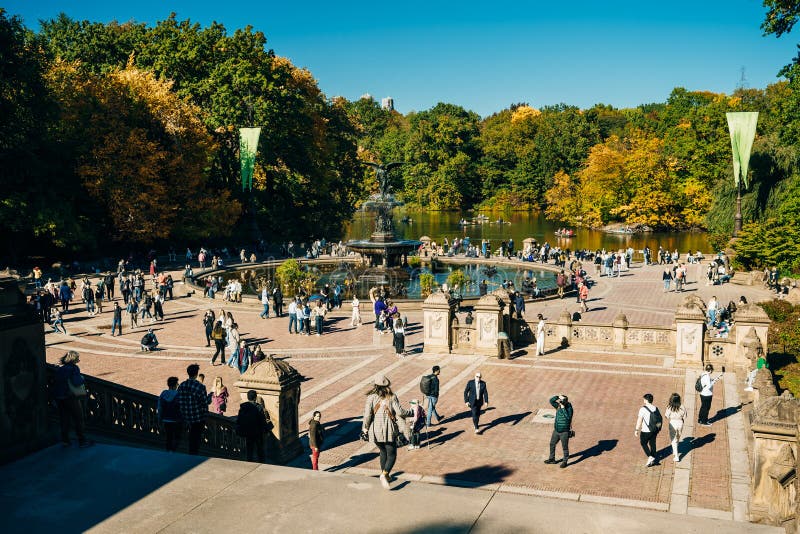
[711, 403, 742, 423]
[443, 464, 515, 486]
[480, 411, 532, 434]
[568, 439, 618, 466]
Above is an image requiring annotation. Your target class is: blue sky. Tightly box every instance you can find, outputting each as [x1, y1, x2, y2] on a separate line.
[5, 0, 797, 116]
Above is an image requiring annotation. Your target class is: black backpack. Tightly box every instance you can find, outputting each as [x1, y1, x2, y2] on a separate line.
[420, 374, 433, 396]
[649, 407, 663, 433]
[695, 376, 703, 393]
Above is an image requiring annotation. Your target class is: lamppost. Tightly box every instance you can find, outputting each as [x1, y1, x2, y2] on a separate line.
[725, 112, 758, 237]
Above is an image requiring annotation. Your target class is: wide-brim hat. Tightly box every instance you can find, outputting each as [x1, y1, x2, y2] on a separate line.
[374, 375, 390, 387]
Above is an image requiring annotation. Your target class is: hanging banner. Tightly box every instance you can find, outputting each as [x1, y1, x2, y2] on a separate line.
[239, 127, 261, 191]
[725, 112, 758, 189]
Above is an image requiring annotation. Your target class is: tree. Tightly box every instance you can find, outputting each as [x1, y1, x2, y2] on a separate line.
[762, 0, 800, 37]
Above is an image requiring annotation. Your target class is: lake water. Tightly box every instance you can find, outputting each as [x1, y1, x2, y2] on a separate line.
[343, 210, 711, 254]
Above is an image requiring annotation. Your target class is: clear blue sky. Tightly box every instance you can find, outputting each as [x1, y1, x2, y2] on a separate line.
[5, 0, 797, 116]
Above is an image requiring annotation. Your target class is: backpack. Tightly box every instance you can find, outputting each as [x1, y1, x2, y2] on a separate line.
[420, 374, 433, 396]
[649, 407, 663, 433]
[695, 376, 703, 393]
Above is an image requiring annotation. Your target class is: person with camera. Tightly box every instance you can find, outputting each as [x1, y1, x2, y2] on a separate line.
[544, 394, 573, 468]
[698, 364, 723, 426]
[361, 376, 411, 489]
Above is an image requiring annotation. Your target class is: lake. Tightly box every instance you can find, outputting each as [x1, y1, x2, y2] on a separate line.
[343, 210, 711, 253]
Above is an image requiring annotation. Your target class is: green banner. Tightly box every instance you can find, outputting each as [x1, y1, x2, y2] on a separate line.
[239, 127, 261, 191]
[726, 112, 758, 189]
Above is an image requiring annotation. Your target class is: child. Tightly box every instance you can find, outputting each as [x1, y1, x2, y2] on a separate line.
[407, 399, 425, 450]
[157, 377, 181, 451]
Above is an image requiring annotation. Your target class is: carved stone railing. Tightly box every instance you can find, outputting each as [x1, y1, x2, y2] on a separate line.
[46, 364, 245, 460]
[625, 327, 675, 349]
[450, 323, 476, 354]
[703, 335, 737, 370]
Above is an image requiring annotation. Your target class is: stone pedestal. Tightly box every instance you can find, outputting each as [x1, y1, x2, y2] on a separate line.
[750, 391, 800, 527]
[234, 356, 302, 464]
[474, 294, 503, 356]
[491, 288, 512, 339]
[734, 304, 771, 370]
[0, 277, 50, 464]
[422, 291, 455, 354]
[674, 296, 706, 368]
[612, 313, 628, 349]
[556, 309, 572, 349]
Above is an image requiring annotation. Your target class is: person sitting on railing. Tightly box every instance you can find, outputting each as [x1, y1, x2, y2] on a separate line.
[141, 329, 159, 351]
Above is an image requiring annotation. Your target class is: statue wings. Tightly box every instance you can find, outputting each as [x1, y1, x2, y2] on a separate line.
[363, 161, 405, 171]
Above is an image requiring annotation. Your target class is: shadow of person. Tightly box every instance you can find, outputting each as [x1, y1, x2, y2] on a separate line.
[324, 451, 379, 473]
[568, 439, 618, 466]
[426, 429, 464, 447]
[480, 411, 532, 434]
[443, 464, 515, 486]
[711, 403, 742, 423]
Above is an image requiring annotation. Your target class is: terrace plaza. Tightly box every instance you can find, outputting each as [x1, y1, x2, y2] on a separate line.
[1, 257, 788, 533]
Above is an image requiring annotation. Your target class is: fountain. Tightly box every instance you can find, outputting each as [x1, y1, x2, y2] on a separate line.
[346, 162, 421, 287]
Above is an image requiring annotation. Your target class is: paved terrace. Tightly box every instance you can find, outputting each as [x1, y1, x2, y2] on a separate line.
[42, 259, 777, 528]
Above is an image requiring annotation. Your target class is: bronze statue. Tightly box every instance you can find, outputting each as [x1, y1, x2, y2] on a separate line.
[363, 161, 404, 198]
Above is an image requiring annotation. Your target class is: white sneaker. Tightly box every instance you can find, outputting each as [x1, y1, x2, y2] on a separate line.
[407, 445, 415, 451]
[379, 474, 390, 489]
[743, 386, 753, 392]
[674, 455, 680, 462]
[645, 456, 654, 466]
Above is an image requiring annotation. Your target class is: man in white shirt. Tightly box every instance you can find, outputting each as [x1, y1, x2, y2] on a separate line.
[634, 393, 661, 467]
[259, 287, 270, 319]
[536, 314, 546, 356]
[287, 299, 298, 334]
[707, 296, 718, 326]
[698, 364, 723, 426]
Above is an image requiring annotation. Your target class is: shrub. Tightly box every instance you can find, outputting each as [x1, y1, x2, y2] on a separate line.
[407, 255, 421, 268]
[419, 273, 435, 297]
[447, 269, 470, 290]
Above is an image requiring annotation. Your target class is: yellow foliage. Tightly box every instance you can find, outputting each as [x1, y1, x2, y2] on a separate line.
[510, 105, 541, 124]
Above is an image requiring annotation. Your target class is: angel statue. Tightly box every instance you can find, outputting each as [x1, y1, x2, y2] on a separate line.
[363, 161, 404, 198]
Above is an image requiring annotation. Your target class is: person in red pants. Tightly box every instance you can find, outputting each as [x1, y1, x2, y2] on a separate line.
[308, 411, 325, 470]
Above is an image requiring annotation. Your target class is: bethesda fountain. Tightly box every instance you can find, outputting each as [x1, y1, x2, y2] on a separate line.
[346, 162, 420, 285]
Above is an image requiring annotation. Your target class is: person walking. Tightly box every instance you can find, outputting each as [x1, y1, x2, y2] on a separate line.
[392, 315, 405, 356]
[273, 285, 283, 317]
[421, 366, 445, 426]
[350, 295, 362, 327]
[236, 390, 271, 462]
[203, 310, 215, 347]
[698, 364, 723, 426]
[259, 287, 270, 319]
[53, 351, 91, 448]
[544, 394, 573, 468]
[578, 282, 589, 313]
[535, 314, 546, 356]
[51, 308, 66, 334]
[665, 393, 687, 462]
[127, 298, 139, 328]
[662, 267, 672, 292]
[157, 376, 182, 452]
[463, 372, 489, 433]
[407, 400, 425, 450]
[308, 410, 325, 470]
[634, 393, 662, 467]
[209, 376, 229, 415]
[111, 302, 122, 336]
[177, 364, 208, 455]
[287, 298, 298, 334]
[314, 300, 326, 336]
[210, 320, 226, 365]
[361, 376, 410, 489]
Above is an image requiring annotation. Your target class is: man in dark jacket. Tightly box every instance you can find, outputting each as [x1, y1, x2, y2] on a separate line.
[544, 394, 573, 468]
[463, 372, 489, 433]
[111, 302, 122, 336]
[272, 286, 283, 317]
[237, 389, 269, 462]
[424, 366, 445, 426]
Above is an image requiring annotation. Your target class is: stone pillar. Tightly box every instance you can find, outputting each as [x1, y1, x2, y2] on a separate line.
[474, 294, 502, 356]
[612, 313, 628, 350]
[234, 355, 302, 464]
[491, 288, 512, 336]
[422, 291, 454, 354]
[0, 277, 50, 464]
[674, 296, 706, 368]
[749, 391, 800, 527]
[734, 304, 771, 370]
[556, 308, 572, 349]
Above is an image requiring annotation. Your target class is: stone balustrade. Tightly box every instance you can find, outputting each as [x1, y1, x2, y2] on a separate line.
[45, 364, 247, 460]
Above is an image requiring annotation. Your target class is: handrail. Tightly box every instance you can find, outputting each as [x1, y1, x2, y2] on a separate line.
[46, 364, 246, 460]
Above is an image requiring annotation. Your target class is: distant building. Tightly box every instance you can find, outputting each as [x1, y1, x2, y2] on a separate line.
[381, 97, 394, 111]
[360, 93, 373, 101]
